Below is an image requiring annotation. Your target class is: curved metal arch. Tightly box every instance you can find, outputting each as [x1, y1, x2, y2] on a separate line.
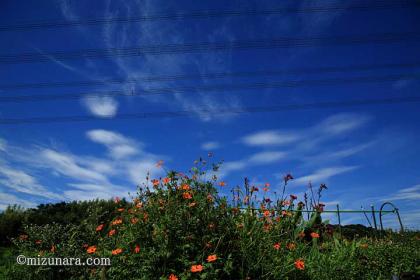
[379, 202, 404, 232]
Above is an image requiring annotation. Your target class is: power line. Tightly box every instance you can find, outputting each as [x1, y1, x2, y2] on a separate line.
[1, 32, 419, 64]
[2, 61, 420, 90]
[0, 74, 418, 103]
[0, 1, 417, 32]
[0, 96, 419, 125]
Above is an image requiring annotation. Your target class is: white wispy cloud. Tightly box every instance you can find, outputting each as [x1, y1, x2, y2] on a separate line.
[381, 184, 420, 201]
[241, 130, 299, 147]
[86, 129, 140, 159]
[293, 166, 359, 185]
[201, 141, 221, 150]
[83, 96, 119, 118]
[0, 162, 62, 199]
[0, 128, 167, 206]
[0, 138, 6, 151]
[0, 193, 37, 210]
[40, 149, 109, 183]
[219, 151, 286, 178]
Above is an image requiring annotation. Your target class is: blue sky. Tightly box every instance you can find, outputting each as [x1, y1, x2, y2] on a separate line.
[0, 0, 419, 229]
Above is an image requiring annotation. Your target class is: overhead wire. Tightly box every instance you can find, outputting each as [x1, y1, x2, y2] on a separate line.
[0, 96, 419, 125]
[0, 1, 417, 32]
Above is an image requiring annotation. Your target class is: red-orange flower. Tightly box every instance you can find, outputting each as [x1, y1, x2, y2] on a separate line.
[168, 274, 178, 280]
[206, 254, 217, 262]
[114, 197, 121, 203]
[96, 224, 104, 231]
[87, 245, 96, 254]
[108, 229, 116, 236]
[218, 181, 226, 187]
[163, 177, 171, 184]
[152, 179, 160, 186]
[131, 218, 139, 224]
[134, 244, 140, 253]
[111, 248, 123, 255]
[262, 187, 269, 192]
[183, 192, 192, 200]
[273, 242, 281, 250]
[286, 242, 296, 251]
[310, 232, 320, 239]
[264, 182, 270, 187]
[112, 218, 123, 226]
[191, 264, 203, 273]
[263, 210, 271, 217]
[117, 208, 125, 212]
[294, 259, 305, 270]
[181, 184, 190, 191]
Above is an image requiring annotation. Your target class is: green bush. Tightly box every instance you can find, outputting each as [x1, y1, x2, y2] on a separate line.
[3, 161, 419, 279]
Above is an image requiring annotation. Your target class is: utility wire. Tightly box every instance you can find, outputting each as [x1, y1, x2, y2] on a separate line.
[1, 32, 419, 64]
[1, 61, 420, 90]
[0, 1, 417, 32]
[0, 96, 419, 125]
[0, 74, 418, 103]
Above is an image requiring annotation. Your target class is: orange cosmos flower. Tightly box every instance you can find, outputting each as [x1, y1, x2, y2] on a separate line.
[87, 245, 96, 254]
[112, 218, 123, 226]
[111, 248, 123, 255]
[108, 229, 116, 236]
[273, 242, 281, 250]
[96, 224, 104, 231]
[206, 254, 217, 262]
[134, 244, 140, 253]
[168, 274, 178, 280]
[183, 192, 192, 200]
[163, 177, 171, 184]
[190, 264, 203, 273]
[286, 242, 296, 251]
[131, 217, 139, 224]
[263, 210, 271, 217]
[181, 184, 190, 191]
[218, 181, 226, 187]
[294, 259, 305, 270]
[310, 232, 320, 239]
[156, 160, 164, 168]
[262, 187, 269, 192]
[152, 179, 160, 186]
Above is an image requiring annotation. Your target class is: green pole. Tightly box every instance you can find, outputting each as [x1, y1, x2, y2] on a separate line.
[371, 205, 377, 230]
